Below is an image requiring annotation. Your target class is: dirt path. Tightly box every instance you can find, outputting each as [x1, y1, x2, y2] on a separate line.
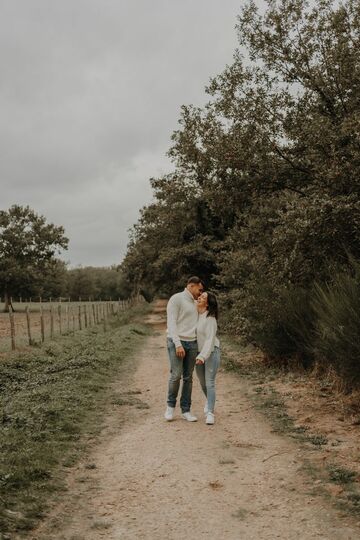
[32, 302, 359, 539]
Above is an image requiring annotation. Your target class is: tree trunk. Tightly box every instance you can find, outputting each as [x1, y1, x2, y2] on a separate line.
[3, 291, 14, 313]
[4, 291, 10, 313]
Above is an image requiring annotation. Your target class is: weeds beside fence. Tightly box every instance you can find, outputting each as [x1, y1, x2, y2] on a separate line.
[0, 297, 144, 353]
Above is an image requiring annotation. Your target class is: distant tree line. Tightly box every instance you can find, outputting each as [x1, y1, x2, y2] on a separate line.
[0, 205, 130, 310]
[62, 265, 131, 301]
[122, 0, 360, 389]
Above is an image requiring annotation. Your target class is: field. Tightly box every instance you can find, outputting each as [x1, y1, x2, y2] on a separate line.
[0, 301, 130, 353]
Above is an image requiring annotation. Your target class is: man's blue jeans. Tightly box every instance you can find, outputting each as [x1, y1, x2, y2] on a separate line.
[167, 338, 198, 413]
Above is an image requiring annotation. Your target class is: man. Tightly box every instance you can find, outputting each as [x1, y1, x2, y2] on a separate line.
[164, 276, 204, 422]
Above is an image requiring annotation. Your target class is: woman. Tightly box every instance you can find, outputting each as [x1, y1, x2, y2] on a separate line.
[195, 291, 220, 425]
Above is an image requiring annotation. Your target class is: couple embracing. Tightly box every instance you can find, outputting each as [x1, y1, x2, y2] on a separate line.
[164, 276, 220, 425]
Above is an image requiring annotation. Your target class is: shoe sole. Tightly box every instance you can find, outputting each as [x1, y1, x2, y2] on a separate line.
[181, 416, 197, 422]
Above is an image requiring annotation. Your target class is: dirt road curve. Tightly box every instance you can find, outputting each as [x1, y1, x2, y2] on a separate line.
[33, 302, 358, 540]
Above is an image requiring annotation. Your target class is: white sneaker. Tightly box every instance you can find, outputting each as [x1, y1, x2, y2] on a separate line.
[164, 406, 175, 421]
[204, 402, 209, 415]
[181, 412, 198, 422]
[206, 412, 215, 425]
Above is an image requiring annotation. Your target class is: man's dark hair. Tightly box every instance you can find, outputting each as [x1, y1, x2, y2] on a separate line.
[206, 291, 218, 320]
[187, 276, 205, 287]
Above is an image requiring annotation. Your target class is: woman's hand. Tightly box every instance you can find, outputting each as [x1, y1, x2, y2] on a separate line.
[196, 357, 204, 365]
[175, 346, 185, 359]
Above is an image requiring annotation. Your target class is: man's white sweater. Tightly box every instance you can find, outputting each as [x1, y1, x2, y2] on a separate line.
[166, 288, 198, 348]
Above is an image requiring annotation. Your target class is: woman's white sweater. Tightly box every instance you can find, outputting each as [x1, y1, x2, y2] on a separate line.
[196, 311, 220, 361]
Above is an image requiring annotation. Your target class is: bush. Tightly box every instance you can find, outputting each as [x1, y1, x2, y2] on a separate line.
[222, 282, 315, 366]
[312, 263, 360, 389]
[222, 260, 360, 390]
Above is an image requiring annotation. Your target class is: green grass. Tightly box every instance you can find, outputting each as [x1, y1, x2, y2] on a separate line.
[231, 507, 249, 520]
[327, 465, 357, 485]
[0, 303, 152, 536]
[222, 337, 360, 518]
[326, 465, 360, 516]
[218, 458, 236, 465]
[222, 341, 327, 446]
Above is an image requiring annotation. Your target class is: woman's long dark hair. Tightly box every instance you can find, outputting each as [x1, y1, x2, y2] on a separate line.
[206, 291, 218, 320]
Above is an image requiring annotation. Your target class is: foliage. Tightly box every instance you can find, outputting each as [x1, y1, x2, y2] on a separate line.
[122, 0, 360, 387]
[122, 175, 225, 294]
[311, 261, 360, 389]
[0, 205, 132, 303]
[0, 205, 68, 309]
[221, 281, 315, 364]
[66, 266, 130, 300]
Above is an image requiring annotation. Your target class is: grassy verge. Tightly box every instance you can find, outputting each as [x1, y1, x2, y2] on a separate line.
[0, 303, 152, 538]
[222, 335, 360, 518]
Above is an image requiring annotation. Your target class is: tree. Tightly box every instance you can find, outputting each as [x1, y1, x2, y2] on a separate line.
[37, 258, 68, 300]
[65, 266, 130, 300]
[122, 0, 360, 367]
[121, 173, 224, 296]
[67, 267, 99, 300]
[0, 205, 68, 311]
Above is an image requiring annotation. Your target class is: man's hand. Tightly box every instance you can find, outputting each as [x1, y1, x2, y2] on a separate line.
[176, 346, 185, 359]
[196, 357, 204, 365]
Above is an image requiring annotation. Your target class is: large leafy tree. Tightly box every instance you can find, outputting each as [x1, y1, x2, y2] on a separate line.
[0, 205, 68, 310]
[121, 173, 226, 296]
[168, 0, 360, 285]
[123, 0, 360, 306]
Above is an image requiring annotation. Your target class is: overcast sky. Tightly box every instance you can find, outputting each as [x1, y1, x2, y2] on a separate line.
[1, 0, 244, 267]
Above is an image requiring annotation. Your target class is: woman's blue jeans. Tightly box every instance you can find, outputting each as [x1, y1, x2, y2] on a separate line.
[167, 338, 198, 413]
[195, 346, 220, 413]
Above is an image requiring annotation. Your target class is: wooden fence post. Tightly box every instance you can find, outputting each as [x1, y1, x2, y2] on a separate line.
[103, 303, 108, 331]
[50, 307, 54, 339]
[92, 303, 96, 326]
[25, 306, 32, 346]
[9, 307, 16, 351]
[66, 305, 70, 334]
[40, 307, 45, 343]
[78, 305, 82, 330]
[58, 304, 62, 335]
[84, 304, 88, 328]
[103, 310, 107, 332]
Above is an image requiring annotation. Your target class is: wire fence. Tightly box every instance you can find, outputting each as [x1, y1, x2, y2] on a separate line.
[0, 296, 143, 353]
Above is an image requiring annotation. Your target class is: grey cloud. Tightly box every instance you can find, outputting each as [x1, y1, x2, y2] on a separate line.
[1, 0, 244, 266]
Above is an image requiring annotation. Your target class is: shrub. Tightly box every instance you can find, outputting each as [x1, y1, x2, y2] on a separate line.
[222, 281, 315, 366]
[312, 263, 360, 389]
